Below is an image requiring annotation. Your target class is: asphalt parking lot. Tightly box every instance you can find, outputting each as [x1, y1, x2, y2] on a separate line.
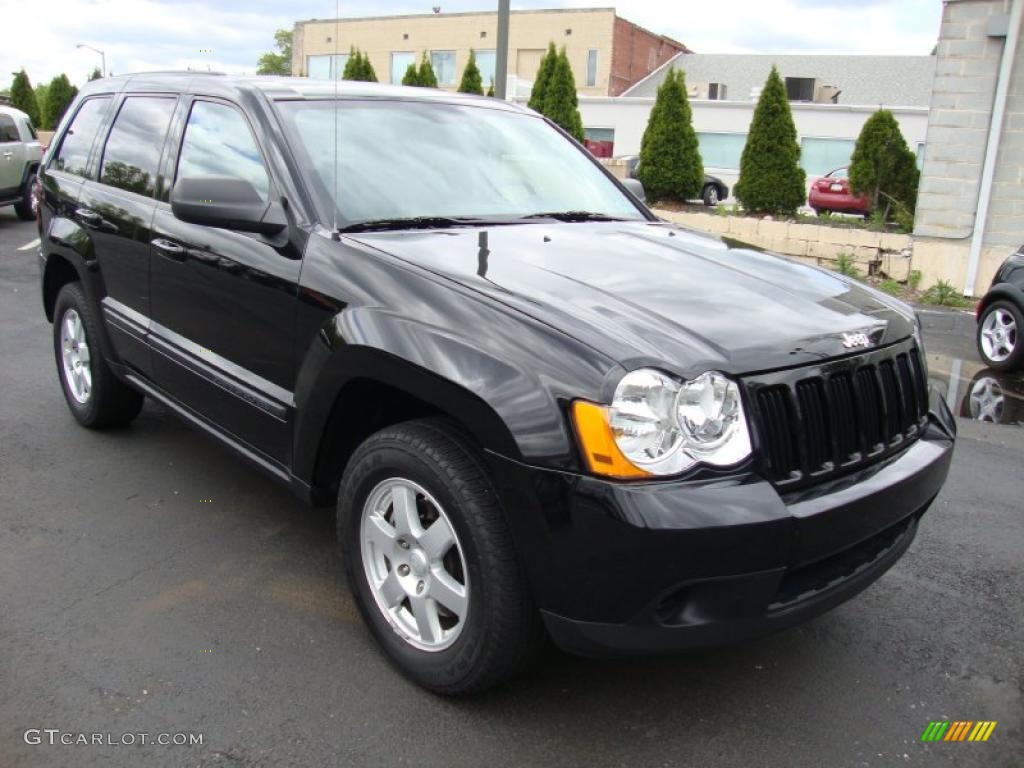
[1, 208, 1021, 768]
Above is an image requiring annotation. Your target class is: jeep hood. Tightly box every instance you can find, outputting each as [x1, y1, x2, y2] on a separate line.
[349, 221, 916, 375]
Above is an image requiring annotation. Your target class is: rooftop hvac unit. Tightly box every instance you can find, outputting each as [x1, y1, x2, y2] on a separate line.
[814, 85, 842, 104]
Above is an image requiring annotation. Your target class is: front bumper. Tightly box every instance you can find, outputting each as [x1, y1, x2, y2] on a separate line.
[487, 391, 955, 657]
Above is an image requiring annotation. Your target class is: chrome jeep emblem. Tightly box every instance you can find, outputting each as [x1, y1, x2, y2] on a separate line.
[841, 331, 872, 349]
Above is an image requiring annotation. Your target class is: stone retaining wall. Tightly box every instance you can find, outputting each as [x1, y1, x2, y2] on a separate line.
[655, 208, 914, 281]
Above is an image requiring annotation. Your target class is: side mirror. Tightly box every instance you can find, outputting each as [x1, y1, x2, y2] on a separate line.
[170, 176, 286, 235]
[622, 177, 646, 204]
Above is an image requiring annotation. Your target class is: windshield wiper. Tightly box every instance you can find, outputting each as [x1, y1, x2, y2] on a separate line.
[520, 211, 628, 223]
[339, 216, 490, 233]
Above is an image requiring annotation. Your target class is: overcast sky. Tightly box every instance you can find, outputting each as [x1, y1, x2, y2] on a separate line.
[4, 0, 943, 88]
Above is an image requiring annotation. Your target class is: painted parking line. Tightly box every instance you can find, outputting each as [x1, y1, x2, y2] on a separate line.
[17, 238, 41, 252]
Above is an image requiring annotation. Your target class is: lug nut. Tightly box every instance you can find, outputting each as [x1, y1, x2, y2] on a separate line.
[397, 539, 410, 550]
[398, 564, 410, 576]
[416, 581, 425, 594]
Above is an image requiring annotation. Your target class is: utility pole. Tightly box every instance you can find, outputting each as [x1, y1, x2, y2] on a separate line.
[494, 0, 510, 99]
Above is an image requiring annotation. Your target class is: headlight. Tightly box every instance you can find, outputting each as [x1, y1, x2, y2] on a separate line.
[572, 368, 751, 479]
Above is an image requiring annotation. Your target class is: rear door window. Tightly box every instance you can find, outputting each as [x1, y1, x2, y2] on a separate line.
[99, 96, 177, 197]
[53, 97, 112, 177]
[0, 115, 19, 143]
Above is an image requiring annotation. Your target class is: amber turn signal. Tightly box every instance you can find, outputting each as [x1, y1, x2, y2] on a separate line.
[571, 400, 652, 479]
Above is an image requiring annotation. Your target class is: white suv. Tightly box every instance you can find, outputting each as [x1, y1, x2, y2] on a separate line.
[0, 105, 44, 220]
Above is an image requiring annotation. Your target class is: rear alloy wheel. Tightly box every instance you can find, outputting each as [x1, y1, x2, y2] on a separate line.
[338, 418, 541, 695]
[702, 184, 720, 207]
[977, 300, 1023, 371]
[53, 282, 144, 427]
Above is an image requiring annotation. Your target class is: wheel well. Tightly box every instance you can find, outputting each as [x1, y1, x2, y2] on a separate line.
[312, 378, 448, 503]
[42, 255, 79, 322]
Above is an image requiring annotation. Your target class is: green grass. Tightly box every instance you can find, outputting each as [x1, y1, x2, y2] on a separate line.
[834, 252, 860, 278]
[878, 278, 903, 296]
[921, 279, 974, 308]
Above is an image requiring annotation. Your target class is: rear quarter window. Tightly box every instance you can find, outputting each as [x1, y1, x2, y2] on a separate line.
[52, 97, 112, 177]
[0, 115, 19, 143]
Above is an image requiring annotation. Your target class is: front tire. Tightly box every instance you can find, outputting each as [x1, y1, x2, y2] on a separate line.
[977, 300, 1022, 371]
[702, 184, 720, 207]
[337, 418, 540, 695]
[53, 282, 144, 428]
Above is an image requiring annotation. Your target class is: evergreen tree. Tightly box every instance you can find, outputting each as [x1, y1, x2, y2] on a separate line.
[88, 67, 103, 81]
[487, 80, 495, 97]
[417, 52, 438, 88]
[528, 42, 557, 112]
[636, 68, 704, 203]
[10, 69, 39, 125]
[402, 62, 420, 86]
[458, 50, 484, 95]
[733, 66, 806, 215]
[45, 74, 77, 130]
[360, 51, 378, 82]
[342, 48, 377, 82]
[542, 48, 584, 142]
[849, 108, 920, 217]
[33, 83, 50, 129]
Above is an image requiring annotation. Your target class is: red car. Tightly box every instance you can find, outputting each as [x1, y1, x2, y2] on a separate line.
[808, 167, 870, 216]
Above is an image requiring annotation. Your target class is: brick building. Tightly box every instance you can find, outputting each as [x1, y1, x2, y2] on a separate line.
[292, 7, 688, 98]
[914, 0, 1023, 295]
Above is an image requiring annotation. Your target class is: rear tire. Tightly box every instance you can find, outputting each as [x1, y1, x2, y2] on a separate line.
[702, 184, 720, 207]
[13, 175, 37, 221]
[53, 282, 144, 428]
[337, 418, 541, 695]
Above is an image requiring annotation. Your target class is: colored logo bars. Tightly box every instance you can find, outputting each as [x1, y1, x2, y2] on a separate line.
[921, 721, 997, 742]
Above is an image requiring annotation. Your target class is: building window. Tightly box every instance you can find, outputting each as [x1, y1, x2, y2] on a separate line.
[586, 49, 598, 88]
[916, 142, 926, 170]
[785, 77, 816, 102]
[584, 127, 615, 157]
[308, 54, 349, 80]
[708, 83, 728, 100]
[431, 50, 457, 86]
[696, 132, 747, 171]
[475, 50, 497, 90]
[391, 52, 416, 84]
[800, 137, 856, 177]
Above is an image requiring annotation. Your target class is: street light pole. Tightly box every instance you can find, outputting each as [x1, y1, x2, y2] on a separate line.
[494, 0, 510, 99]
[76, 44, 106, 77]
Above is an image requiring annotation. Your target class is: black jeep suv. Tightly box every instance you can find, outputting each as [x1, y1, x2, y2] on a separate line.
[38, 73, 956, 694]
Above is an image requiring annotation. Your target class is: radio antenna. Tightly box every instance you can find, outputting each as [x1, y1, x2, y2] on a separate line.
[331, 0, 341, 239]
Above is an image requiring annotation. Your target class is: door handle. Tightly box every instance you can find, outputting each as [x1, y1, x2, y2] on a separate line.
[152, 237, 188, 262]
[75, 207, 103, 229]
[1, 152, 13, 159]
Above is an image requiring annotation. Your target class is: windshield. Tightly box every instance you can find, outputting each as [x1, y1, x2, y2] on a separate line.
[274, 99, 646, 228]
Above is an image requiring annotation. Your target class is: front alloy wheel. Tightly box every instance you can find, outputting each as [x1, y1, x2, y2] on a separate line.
[977, 300, 1022, 371]
[360, 477, 469, 651]
[338, 418, 541, 695]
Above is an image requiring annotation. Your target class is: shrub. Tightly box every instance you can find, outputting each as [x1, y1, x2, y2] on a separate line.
[878, 278, 902, 296]
[835, 252, 859, 277]
[417, 53, 438, 88]
[733, 66, 806, 215]
[10, 69, 39, 125]
[923, 279, 962, 306]
[44, 74, 77, 130]
[908, 269, 923, 290]
[849, 109, 920, 219]
[636, 68, 704, 204]
[542, 48, 584, 142]
[402, 62, 420, 86]
[458, 50, 484, 95]
[528, 43, 558, 112]
[343, 48, 378, 82]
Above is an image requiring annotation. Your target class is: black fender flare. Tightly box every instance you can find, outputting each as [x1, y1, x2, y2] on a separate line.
[977, 283, 1024, 318]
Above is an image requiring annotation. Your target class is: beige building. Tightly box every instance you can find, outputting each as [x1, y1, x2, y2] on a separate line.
[292, 7, 688, 97]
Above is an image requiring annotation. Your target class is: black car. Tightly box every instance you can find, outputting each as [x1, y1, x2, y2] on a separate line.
[976, 248, 1024, 371]
[38, 74, 955, 695]
[623, 154, 728, 206]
